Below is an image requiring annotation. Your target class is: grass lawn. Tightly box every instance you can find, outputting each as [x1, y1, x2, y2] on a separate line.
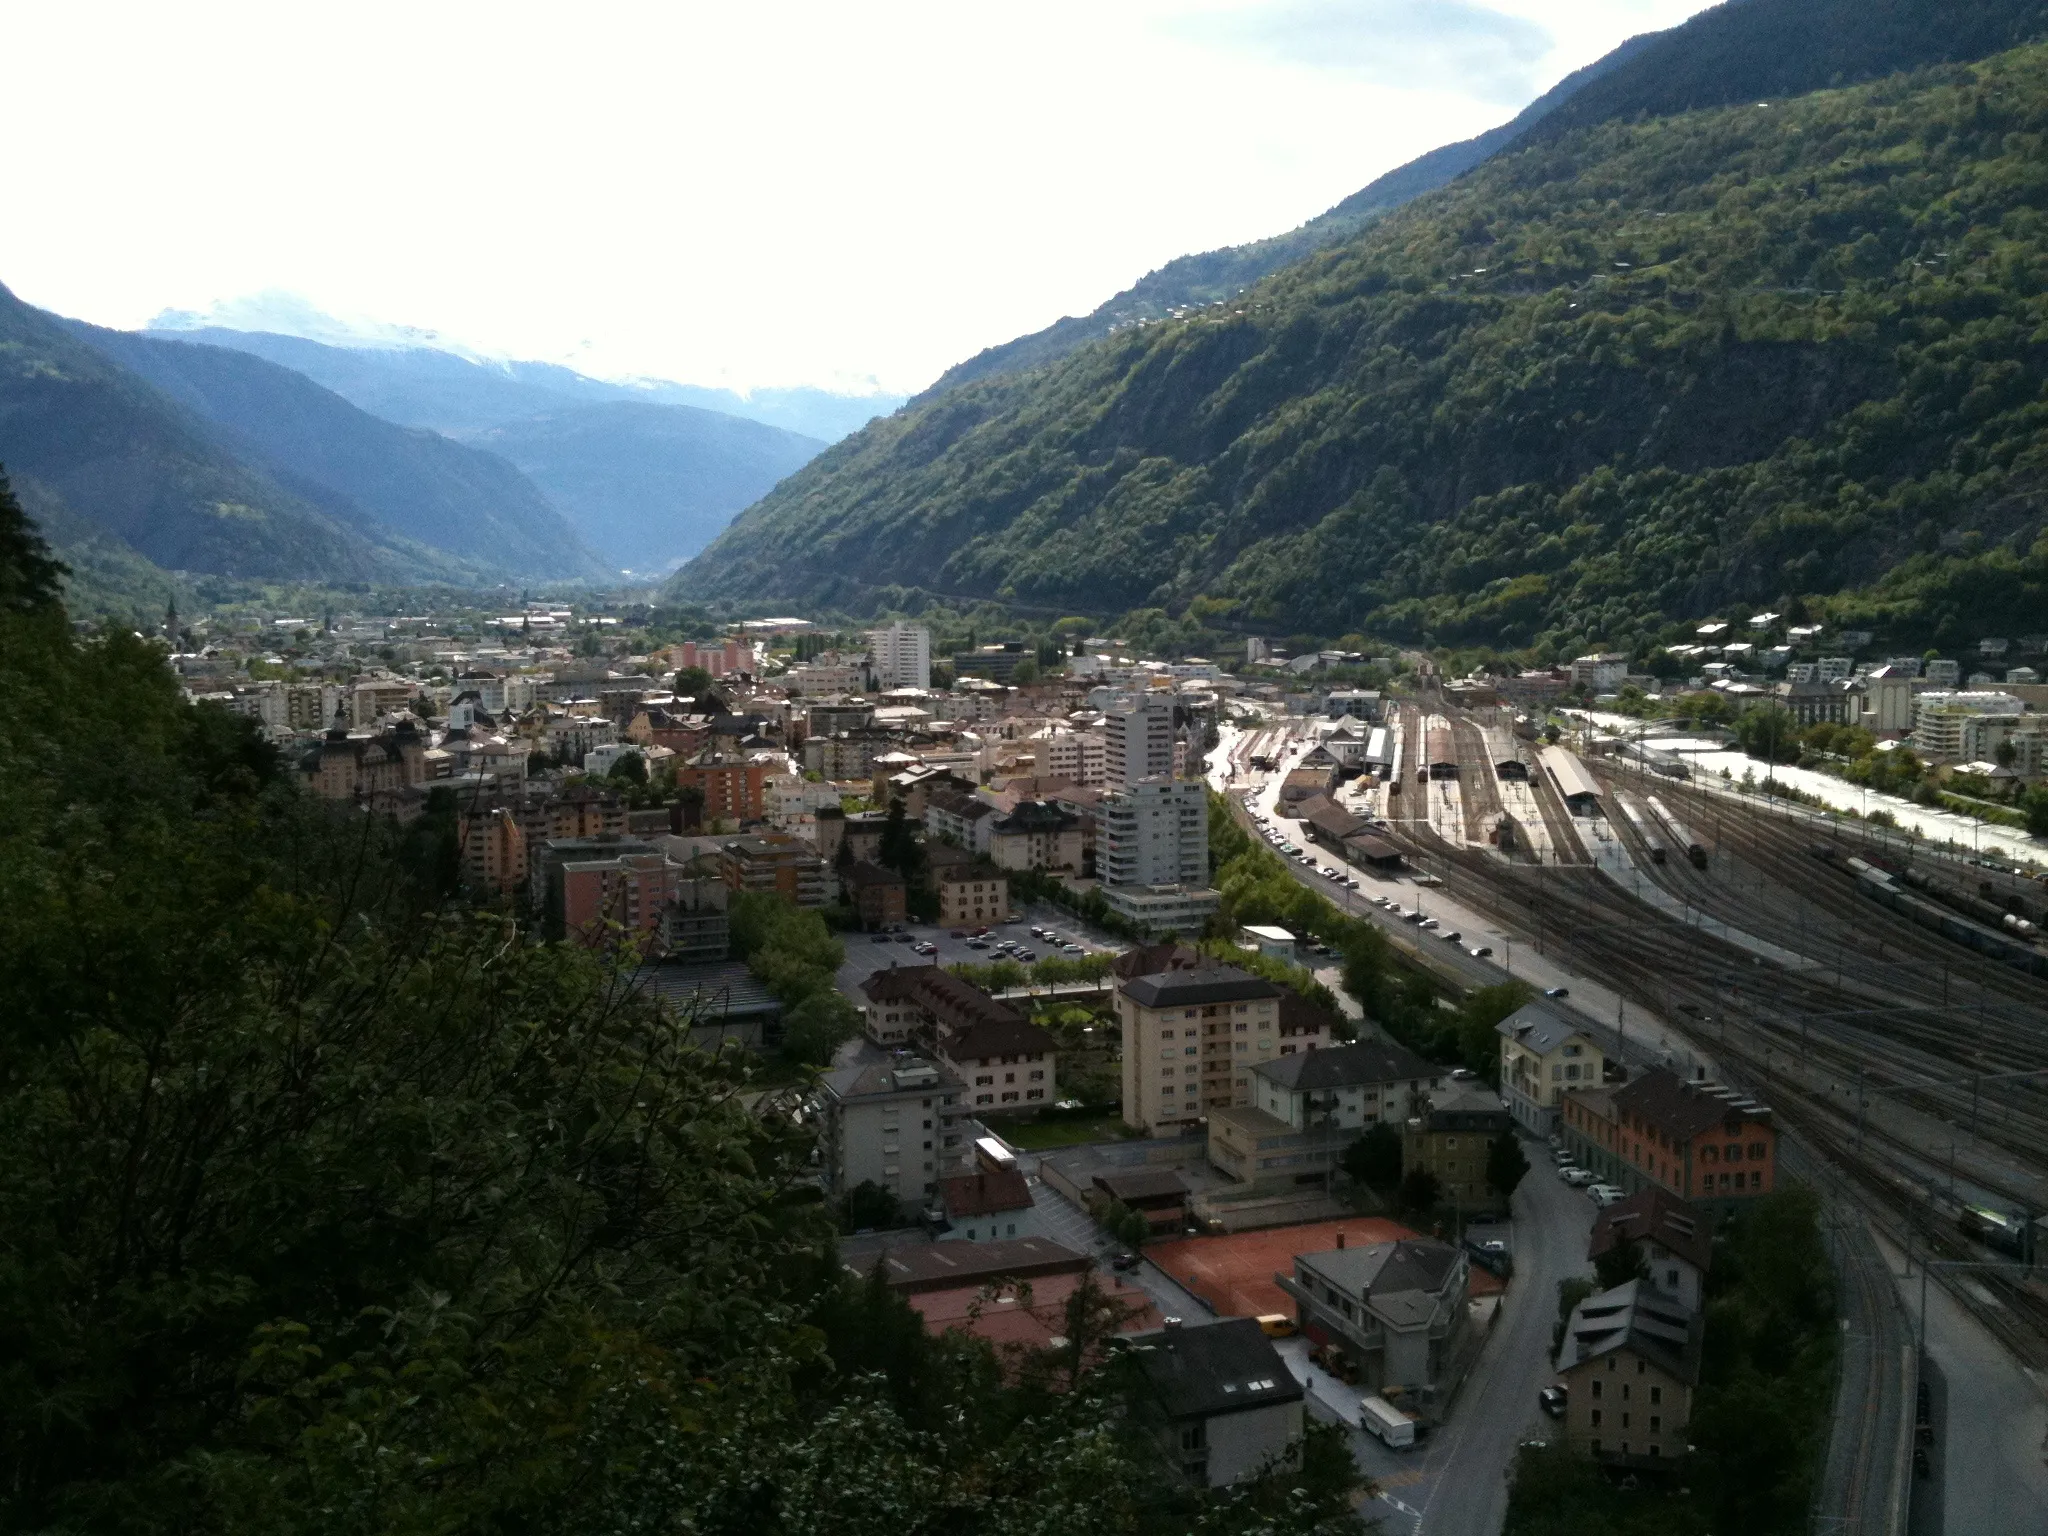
[1000, 1110, 1137, 1150]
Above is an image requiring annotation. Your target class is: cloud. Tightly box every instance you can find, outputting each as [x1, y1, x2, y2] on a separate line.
[1171, 0, 1553, 104]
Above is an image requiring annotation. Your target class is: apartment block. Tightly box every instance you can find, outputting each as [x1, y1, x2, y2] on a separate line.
[1119, 966, 1281, 1134]
[819, 1056, 966, 1210]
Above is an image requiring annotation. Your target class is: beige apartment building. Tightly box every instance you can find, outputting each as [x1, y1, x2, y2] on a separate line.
[1118, 965, 1283, 1135]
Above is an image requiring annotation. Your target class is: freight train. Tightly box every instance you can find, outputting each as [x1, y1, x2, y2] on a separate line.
[1846, 858, 2048, 978]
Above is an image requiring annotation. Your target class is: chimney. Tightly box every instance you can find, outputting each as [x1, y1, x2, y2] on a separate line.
[1336, 1232, 1346, 1249]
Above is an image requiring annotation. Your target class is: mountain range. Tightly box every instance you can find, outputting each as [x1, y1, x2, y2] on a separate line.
[673, 0, 2048, 656]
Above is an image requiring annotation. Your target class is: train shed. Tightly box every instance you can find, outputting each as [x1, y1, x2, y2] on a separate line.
[1538, 746, 1603, 815]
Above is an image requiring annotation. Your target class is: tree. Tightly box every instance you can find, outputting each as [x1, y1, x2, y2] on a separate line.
[1456, 982, 1533, 1081]
[1486, 1131, 1530, 1201]
[1594, 1235, 1651, 1291]
[781, 988, 861, 1067]
[1552, 1276, 1598, 1356]
[677, 781, 707, 829]
[1397, 1167, 1441, 1215]
[877, 797, 924, 883]
[609, 748, 648, 784]
[0, 469, 66, 612]
[1342, 1122, 1404, 1193]
[841, 1180, 909, 1232]
[674, 665, 714, 696]
[2024, 786, 2048, 839]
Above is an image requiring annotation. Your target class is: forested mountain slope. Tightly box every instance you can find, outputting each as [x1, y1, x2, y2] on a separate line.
[676, 43, 2048, 655]
[920, 0, 2048, 400]
[69, 324, 608, 580]
[0, 282, 430, 582]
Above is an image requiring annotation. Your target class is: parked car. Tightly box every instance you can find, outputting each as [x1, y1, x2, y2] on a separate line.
[1467, 945, 1493, 958]
[1561, 1167, 1597, 1187]
[893, 933, 915, 943]
[1110, 1251, 1142, 1273]
[1439, 930, 1463, 943]
[1544, 986, 1569, 999]
[870, 933, 892, 944]
[1062, 944, 1085, 955]
[967, 939, 990, 950]
[1587, 1184, 1627, 1207]
[949, 929, 967, 939]
[1539, 1386, 1568, 1417]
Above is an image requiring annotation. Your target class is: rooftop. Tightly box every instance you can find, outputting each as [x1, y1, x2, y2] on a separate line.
[1121, 965, 1282, 1009]
[868, 1236, 1091, 1293]
[1589, 1187, 1715, 1276]
[1121, 1317, 1305, 1421]
[1556, 1279, 1703, 1385]
[1613, 1067, 1772, 1141]
[1255, 1038, 1436, 1093]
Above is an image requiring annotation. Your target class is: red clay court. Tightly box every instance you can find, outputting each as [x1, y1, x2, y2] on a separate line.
[1148, 1218, 1505, 1319]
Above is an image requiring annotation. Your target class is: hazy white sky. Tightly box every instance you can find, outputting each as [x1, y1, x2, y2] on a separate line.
[5, 1, 1716, 395]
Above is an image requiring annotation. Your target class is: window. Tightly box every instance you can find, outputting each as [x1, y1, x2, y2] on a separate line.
[976, 1075, 994, 1086]
[1649, 1415, 1661, 1431]
[1236, 1022, 1247, 1033]
[1749, 1141, 1767, 1160]
[1551, 1065, 1563, 1081]
[1636, 1360, 1645, 1375]
[976, 1093, 993, 1105]
[1726, 1143, 1742, 1161]
[1621, 1383, 1630, 1401]
[1029, 1070, 1044, 1081]
[1649, 1386, 1662, 1405]
[1590, 1440, 1601, 1456]
[1591, 1409, 1602, 1428]
[1701, 1144, 1718, 1163]
[1621, 1413, 1630, 1429]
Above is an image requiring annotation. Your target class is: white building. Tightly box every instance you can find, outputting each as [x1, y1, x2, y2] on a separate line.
[1101, 778, 1209, 888]
[867, 622, 932, 691]
[1035, 726, 1106, 786]
[1570, 653, 1629, 692]
[818, 1056, 966, 1211]
[1911, 691, 2027, 761]
[1104, 695, 1177, 787]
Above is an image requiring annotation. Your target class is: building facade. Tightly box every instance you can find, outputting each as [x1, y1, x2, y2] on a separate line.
[867, 622, 933, 691]
[1118, 966, 1282, 1134]
[1402, 1083, 1514, 1213]
[1277, 1237, 1473, 1410]
[818, 1056, 966, 1211]
[717, 832, 829, 907]
[1101, 778, 1208, 888]
[1559, 1068, 1777, 1208]
[1495, 1004, 1607, 1132]
[1555, 1280, 1700, 1468]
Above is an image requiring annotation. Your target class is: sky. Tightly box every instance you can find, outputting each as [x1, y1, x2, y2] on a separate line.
[5, 0, 1719, 397]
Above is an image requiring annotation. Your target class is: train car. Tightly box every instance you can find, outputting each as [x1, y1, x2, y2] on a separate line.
[1848, 858, 2048, 978]
[1615, 795, 1667, 864]
[1645, 795, 1707, 869]
[1959, 1204, 2034, 1259]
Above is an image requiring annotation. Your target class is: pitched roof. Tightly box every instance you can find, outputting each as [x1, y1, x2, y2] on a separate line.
[1612, 1067, 1773, 1141]
[869, 1236, 1091, 1293]
[1092, 1167, 1188, 1204]
[1307, 802, 1367, 840]
[1495, 1002, 1591, 1055]
[1110, 941, 1202, 980]
[1120, 965, 1281, 1009]
[860, 964, 1030, 1034]
[843, 859, 906, 890]
[1254, 1038, 1435, 1093]
[940, 1167, 1034, 1219]
[1589, 1187, 1715, 1275]
[1555, 1280, 1703, 1385]
[1298, 1238, 1464, 1329]
[1122, 1317, 1305, 1420]
[1276, 989, 1347, 1040]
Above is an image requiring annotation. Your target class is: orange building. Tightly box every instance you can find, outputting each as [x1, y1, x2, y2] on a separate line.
[556, 849, 681, 952]
[1560, 1068, 1776, 1208]
[677, 750, 770, 824]
[457, 805, 527, 895]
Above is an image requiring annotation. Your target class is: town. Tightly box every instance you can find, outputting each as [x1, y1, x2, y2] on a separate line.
[160, 594, 2048, 1533]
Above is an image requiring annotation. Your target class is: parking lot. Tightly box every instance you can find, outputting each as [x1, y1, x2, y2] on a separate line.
[834, 903, 1126, 997]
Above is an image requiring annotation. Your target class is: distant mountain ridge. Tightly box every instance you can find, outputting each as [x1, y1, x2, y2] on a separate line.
[0, 281, 452, 585]
[147, 321, 903, 444]
[147, 328, 837, 572]
[67, 323, 607, 580]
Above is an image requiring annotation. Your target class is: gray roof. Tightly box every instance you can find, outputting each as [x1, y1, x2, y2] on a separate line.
[822, 1056, 963, 1102]
[1121, 965, 1282, 1009]
[1123, 1317, 1305, 1420]
[632, 959, 782, 1020]
[1555, 1279, 1702, 1385]
[1298, 1239, 1464, 1329]
[870, 1236, 1089, 1293]
[1255, 1039, 1436, 1093]
[1495, 1002, 1590, 1054]
[1420, 1081, 1511, 1129]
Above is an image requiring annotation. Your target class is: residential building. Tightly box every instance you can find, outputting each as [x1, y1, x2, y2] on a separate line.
[1570, 653, 1629, 693]
[350, 677, 416, 725]
[1104, 696, 1177, 787]
[1555, 1280, 1701, 1467]
[543, 711, 618, 763]
[554, 847, 685, 950]
[656, 877, 731, 964]
[1101, 778, 1208, 887]
[871, 1236, 1092, 1293]
[676, 750, 771, 824]
[843, 860, 908, 929]
[1118, 966, 1282, 1134]
[1911, 690, 2027, 761]
[717, 832, 829, 907]
[936, 1164, 1044, 1243]
[1588, 1188, 1714, 1312]
[930, 850, 1010, 928]
[1923, 658, 1962, 687]
[818, 1056, 966, 1211]
[1771, 679, 1854, 727]
[1276, 1237, 1474, 1409]
[1402, 1083, 1514, 1213]
[1091, 1168, 1190, 1234]
[676, 638, 752, 678]
[1100, 883, 1223, 934]
[1036, 727, 1106, 786]
[1209, 1038, 1436, 1189]
[1495, 1004, 1606, 1133]
[989, 799, 1085, 872]
[456, 805, 527, 895]
[859, 965, 1059, 1108]
[867, 621, 933, 691]
[815, 807, 892, 867]
[299, 718, 427, 804]
[1850, 664, 1919, 735]
[1559, 1068, 1777, 1207]
[1816, 656, 1853, 684]
[1122, 1318, 1306, 1488]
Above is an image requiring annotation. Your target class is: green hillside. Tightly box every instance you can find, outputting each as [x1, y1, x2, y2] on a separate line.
[68, 324, 607, 580]
[0, 283, 412, 583]
[675, 42, 2048, 656]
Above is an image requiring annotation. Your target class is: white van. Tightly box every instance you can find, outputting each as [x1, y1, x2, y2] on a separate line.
[1356, 1395, 1417, 1448]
